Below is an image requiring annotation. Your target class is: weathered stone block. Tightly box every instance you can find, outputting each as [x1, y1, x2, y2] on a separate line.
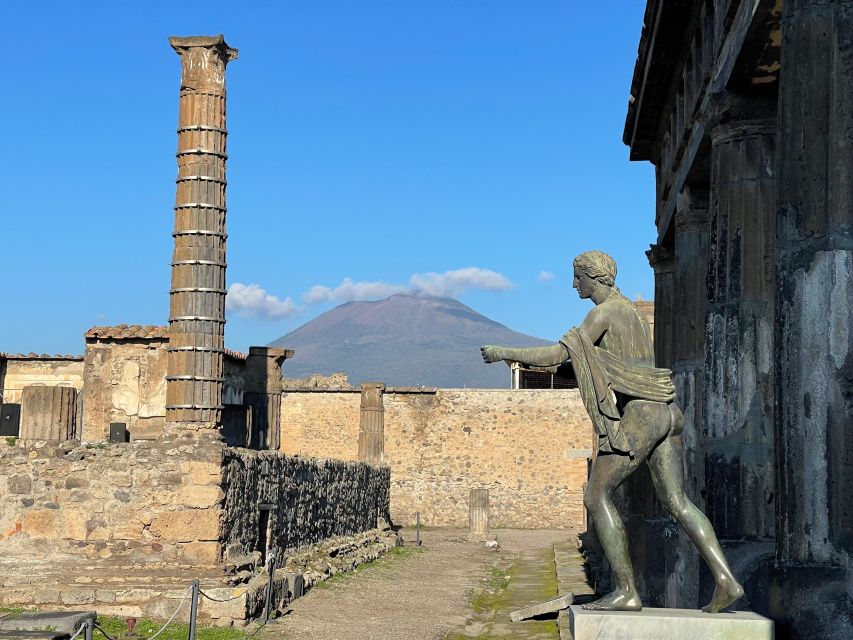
[171, 485, 224, 508]
[59, 590, 96, 606]
[179, 460, 222, 485]
[177, 541, 220, 565]
[7, 475, 32, 494]
[150, 509, 220, 542]
[22, 509, 57, 538]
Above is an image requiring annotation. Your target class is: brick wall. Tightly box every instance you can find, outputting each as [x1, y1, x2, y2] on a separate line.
[280, 388, 594, 530]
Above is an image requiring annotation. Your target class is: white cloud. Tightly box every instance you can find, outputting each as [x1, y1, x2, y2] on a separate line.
[226, 283, 300, 319]
[538, 270, 555, 282]
[408, 267, 513, 297]
[226, 267, 513, 322]
[304, 278, 408, 305]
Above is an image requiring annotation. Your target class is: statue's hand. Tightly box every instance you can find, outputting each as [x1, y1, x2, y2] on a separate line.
[480, 345, 504, 364]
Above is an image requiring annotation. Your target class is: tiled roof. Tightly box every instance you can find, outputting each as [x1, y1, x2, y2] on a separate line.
[84, 325, 170, 340]
[224, 348, 246, 361]
[0, 353, 83, 360]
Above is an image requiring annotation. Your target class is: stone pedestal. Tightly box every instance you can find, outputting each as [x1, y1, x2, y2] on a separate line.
[568, 606, 773, 640]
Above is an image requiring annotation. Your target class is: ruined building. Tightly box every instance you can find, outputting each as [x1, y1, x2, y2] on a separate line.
[624, 1, 852, 638]
[0, 36, 394, 623]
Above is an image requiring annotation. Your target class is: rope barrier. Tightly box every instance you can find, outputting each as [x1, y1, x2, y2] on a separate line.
[93, 584, 191, 640]
[67, 622, 87, 640]
[143, 585, 193, 640]
[199, 588, 248, 603]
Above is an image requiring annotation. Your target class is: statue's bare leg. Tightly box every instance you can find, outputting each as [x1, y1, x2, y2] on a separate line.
[647, 435, 744, 613]
[582, 451, 644, 611]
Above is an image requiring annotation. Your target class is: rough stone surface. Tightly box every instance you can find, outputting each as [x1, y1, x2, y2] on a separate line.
[0, 611, 96, 635]
[280, 388, 593, 529]
[19, 386, 77, 442]
[220, 449, 390, 562]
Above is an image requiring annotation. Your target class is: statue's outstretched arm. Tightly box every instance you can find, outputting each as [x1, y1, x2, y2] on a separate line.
[480, 343, 569, 368]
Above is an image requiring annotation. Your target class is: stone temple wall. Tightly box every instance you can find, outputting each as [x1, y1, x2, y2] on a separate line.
[280, 388, 593, 530]
[220, 450, 390, 564]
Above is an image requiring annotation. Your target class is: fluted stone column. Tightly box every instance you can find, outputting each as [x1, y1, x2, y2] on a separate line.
[165, 35, 237, 429]
[772, 2, 853, 635]
[358, 382, 385, 464]
[667, 186, 711, 608]
[704, 99, 776, 542]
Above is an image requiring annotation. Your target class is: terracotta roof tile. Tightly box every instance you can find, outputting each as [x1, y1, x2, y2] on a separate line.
[84, 324, 170, 341]
[224, 348, 246, 361]
[0, 352, 83, 360]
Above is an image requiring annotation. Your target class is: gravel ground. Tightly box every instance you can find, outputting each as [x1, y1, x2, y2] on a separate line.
[260, 528, 576, 640]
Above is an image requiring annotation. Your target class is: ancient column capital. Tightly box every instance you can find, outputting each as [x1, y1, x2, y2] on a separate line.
[675, 186, 710, 232]
[703, 91, 777, 145]
[169, 35, 238, 93]
[646, 244, 675, 275]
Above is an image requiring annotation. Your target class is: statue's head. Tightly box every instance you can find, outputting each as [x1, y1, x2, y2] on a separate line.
[572, 250, 617, 300]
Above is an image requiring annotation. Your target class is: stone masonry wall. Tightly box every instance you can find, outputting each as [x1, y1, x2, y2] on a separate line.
[280, 388, 593, 530]
[221, 449, 390, 566]
[82, 339, 169, 442]
[0, 434, 226, 568]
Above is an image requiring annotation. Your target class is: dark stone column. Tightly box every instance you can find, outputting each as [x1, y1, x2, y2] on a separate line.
[646, 244, 675, 369]
[704, 100, 776, 543]
[772, 2, 853, 636]
[245, 347, 291, 450]
[358, 383, 385, 464]
[668, 185, 711, 608]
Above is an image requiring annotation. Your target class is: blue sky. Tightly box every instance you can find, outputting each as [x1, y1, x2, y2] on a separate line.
[1, 1, 654, 354]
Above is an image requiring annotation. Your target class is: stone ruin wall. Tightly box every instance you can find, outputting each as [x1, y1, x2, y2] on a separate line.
[0, 435, 392, 622]
[280, 388, 594, 530]
[80, 327, 248, 443]
[220, 449, 390, 562]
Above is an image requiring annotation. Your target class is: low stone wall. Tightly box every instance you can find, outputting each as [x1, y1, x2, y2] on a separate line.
[221, 450, 390, 563]
[280, 388, 594, 530]
[0, 434, 226, 567]
[0, 434, 392, 623]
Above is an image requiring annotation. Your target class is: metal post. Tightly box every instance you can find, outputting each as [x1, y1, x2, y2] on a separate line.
[188, 579, 199, 640]
[84, 619, 93, 640]
[264, 551, 276, 622]
[415, 511, 421, 546]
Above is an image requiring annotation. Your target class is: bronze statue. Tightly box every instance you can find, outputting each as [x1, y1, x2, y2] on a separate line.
[481, 250, 743, 613]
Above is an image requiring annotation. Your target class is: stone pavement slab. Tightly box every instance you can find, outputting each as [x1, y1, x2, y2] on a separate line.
[568, 605, 774, 640]
[0, 612, 95, 635]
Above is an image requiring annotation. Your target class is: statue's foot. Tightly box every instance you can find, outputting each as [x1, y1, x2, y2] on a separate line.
[702, 575, 744, 613]
[581, 589, 642, 612]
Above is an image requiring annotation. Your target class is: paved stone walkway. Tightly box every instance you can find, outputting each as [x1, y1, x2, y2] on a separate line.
[260, 528, 595, 640]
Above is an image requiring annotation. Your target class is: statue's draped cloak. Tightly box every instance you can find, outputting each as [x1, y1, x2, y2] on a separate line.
[560, 328, 676, 456]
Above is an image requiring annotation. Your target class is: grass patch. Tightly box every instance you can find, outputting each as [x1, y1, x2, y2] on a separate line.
[0, 609, 246, 640]
[470, 565, 512, 615]
[95, 615, 247, 640]
[313, 544, 424, 590]
[5, 437, 17, 447]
